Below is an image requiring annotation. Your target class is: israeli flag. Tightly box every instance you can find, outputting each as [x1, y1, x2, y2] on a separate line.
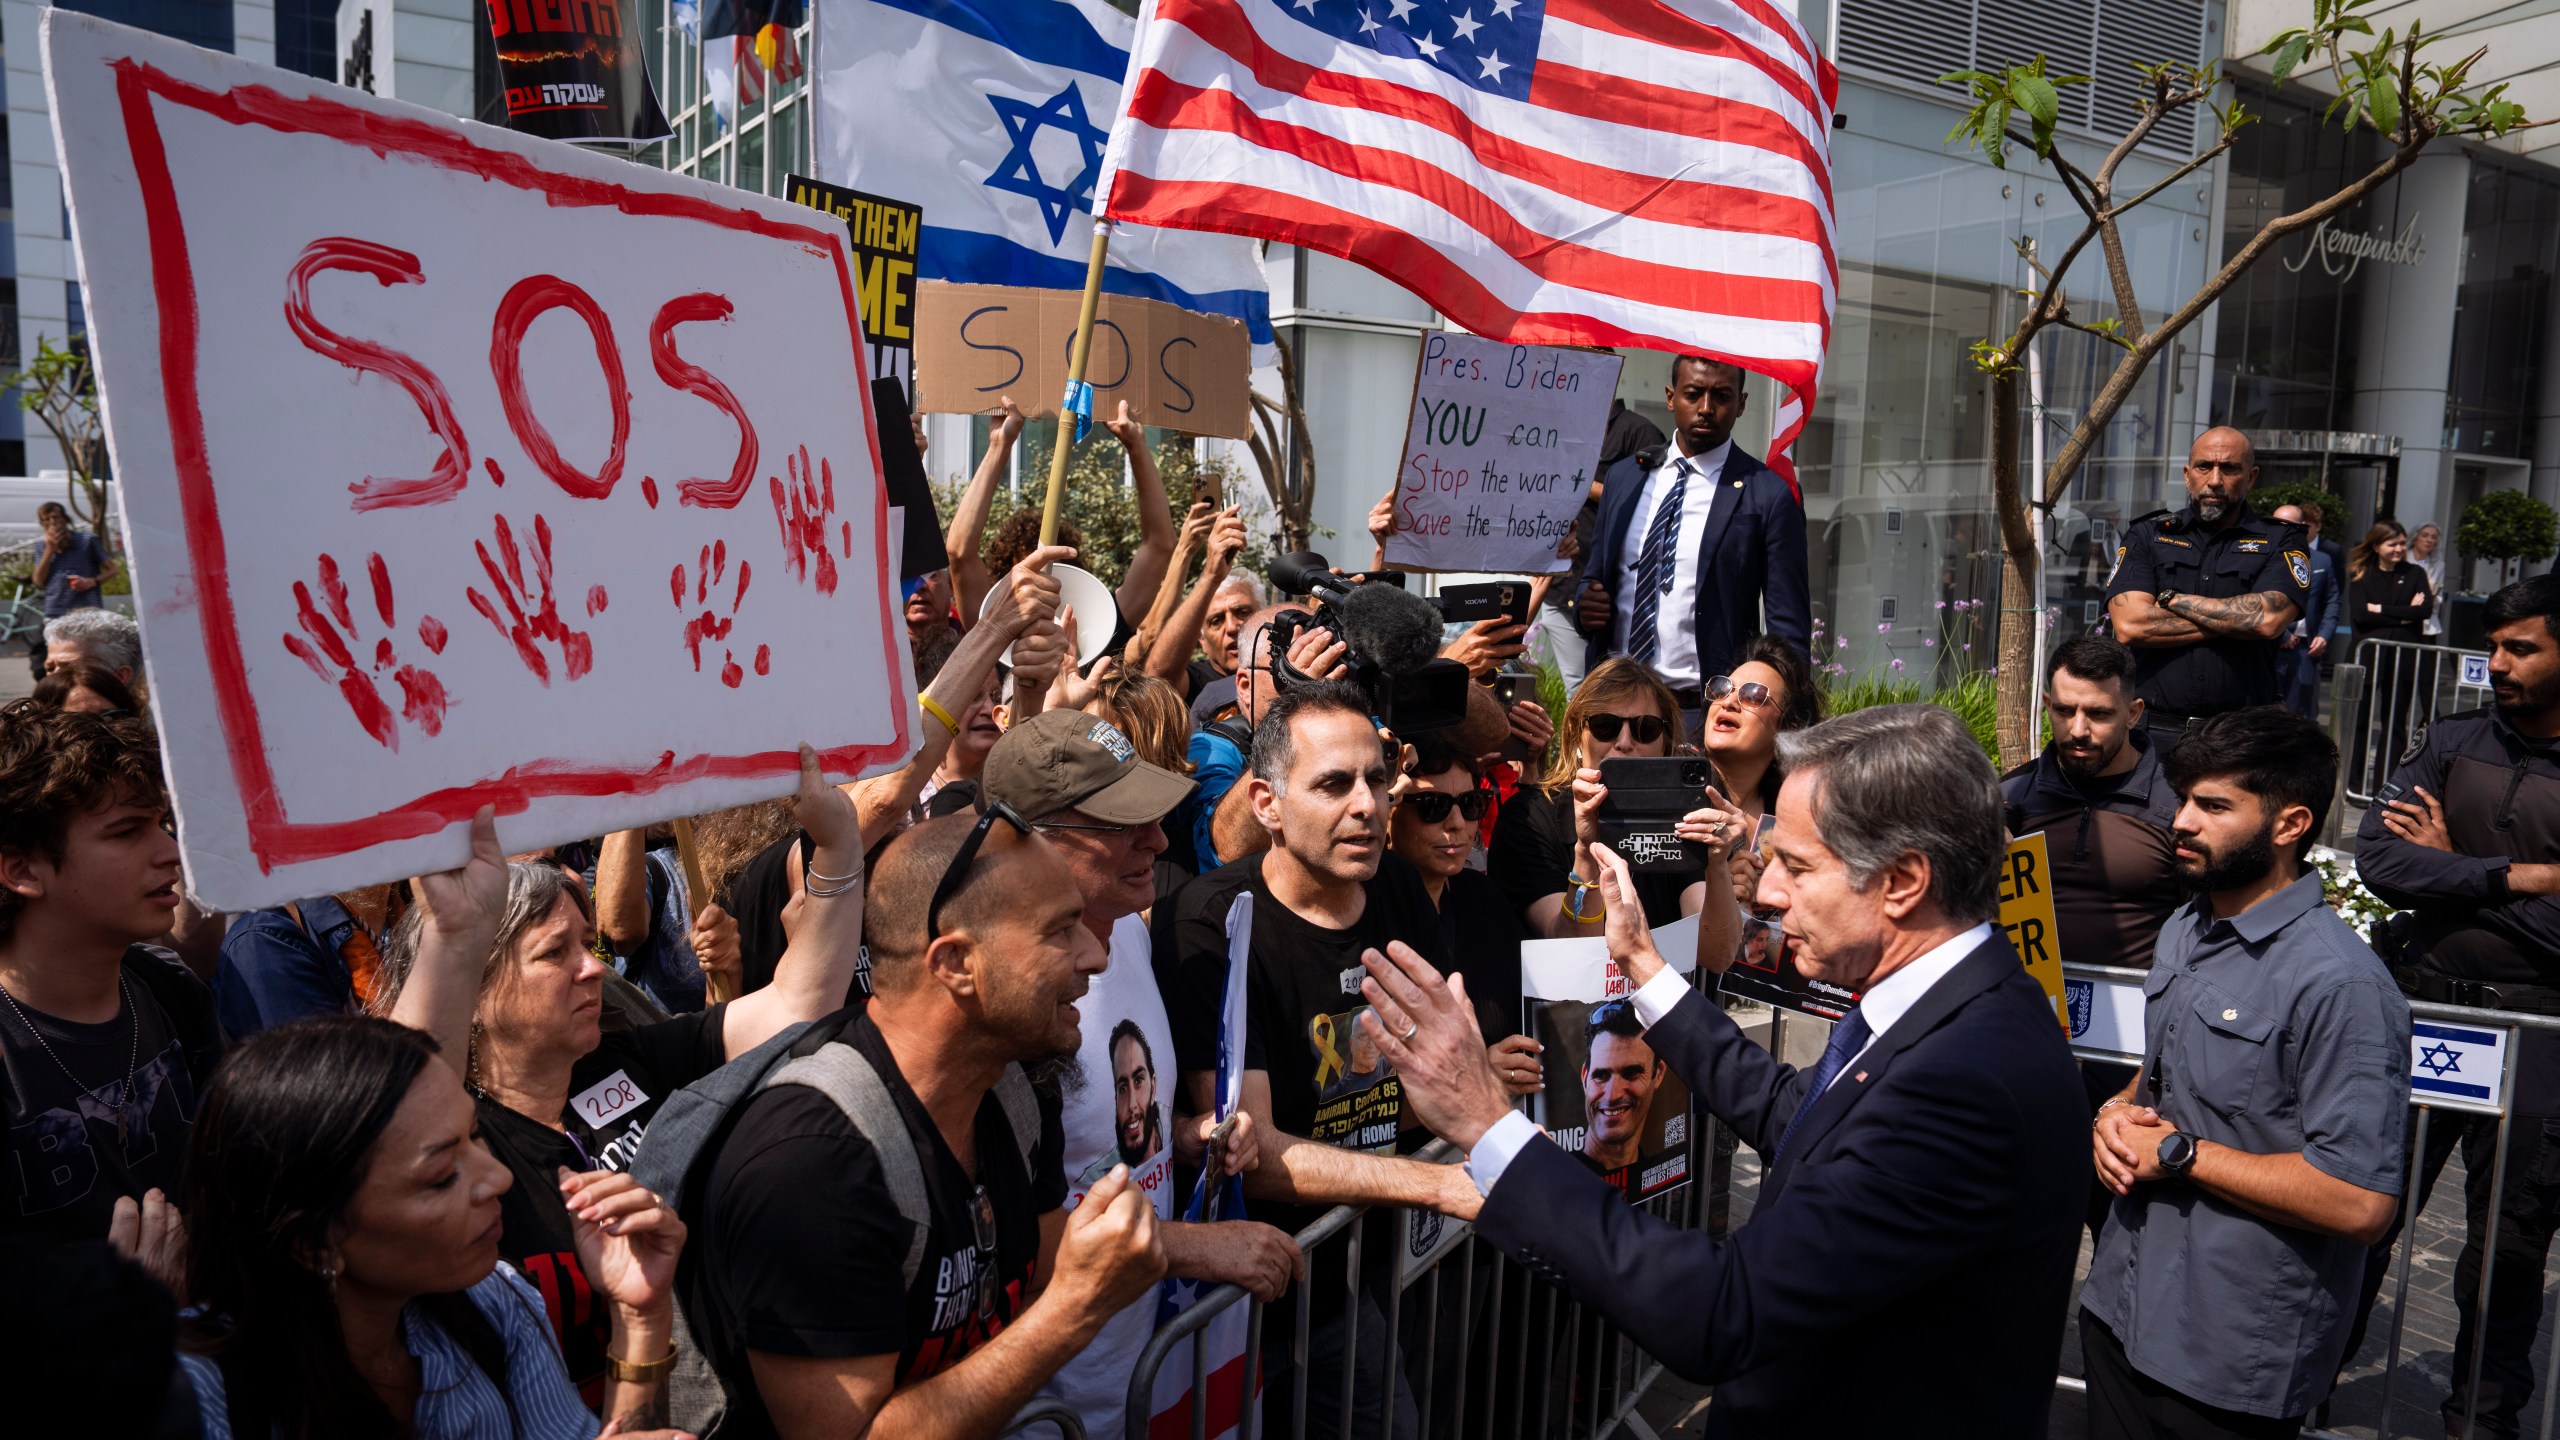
[813, 0, 1275, 357]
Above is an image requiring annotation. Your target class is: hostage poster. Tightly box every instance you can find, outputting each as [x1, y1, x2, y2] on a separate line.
[1520, 915, 1700, 1203]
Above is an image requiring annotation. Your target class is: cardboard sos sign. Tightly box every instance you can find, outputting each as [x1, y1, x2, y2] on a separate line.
[47, 13, 914, 908]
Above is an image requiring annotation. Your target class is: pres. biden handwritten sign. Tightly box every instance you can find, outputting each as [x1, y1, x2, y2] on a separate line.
[47, 13, 911, 908]
[1384, 333, 1620, 575]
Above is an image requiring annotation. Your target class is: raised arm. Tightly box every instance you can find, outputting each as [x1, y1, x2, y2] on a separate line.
[1109, 402, 1179, 629]
[593, 829, 654, 958]
[1144, 507, 1247, 688]
[718, 747, 869, 1057]
[384, 806, 508, 1060]
[947, 398, 1024, 629]
[851, 547, 1070, 835]
[1131, 500, 1213, 674]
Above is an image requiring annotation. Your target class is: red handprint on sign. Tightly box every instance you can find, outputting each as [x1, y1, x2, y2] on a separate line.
[466, 512, 595, 685]
[768, 445, 845, 596]
[670, 539, 768, 689]
[281, 552, 451, 749]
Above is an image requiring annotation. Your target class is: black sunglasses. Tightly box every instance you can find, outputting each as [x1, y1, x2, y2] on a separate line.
[969, 1182, 1000, 1323]
[1585, 713, 1670, 744]
[1706, 675, 1775, 710]
[1401, 788, 1492, 823]
[929, 802, 1033, 942]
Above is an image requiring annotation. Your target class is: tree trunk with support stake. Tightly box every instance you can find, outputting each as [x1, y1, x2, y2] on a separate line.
[1942, 0, 2534, 766]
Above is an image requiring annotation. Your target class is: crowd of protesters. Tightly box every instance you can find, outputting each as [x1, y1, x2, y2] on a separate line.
[3, 386, 2555, 1440]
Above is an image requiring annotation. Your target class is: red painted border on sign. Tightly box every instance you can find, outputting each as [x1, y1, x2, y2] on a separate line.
[107, 56, 908, 871]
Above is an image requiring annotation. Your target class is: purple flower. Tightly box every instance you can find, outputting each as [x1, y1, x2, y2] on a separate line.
[1876, 622, 1892, 633]
[1934, 600, 1947, 610]
[1962, 643, 1972, 652]
[1890, 658, 1905, 672]
[1836, 637, 1848, 649]
[1923, 637, 1936, 647]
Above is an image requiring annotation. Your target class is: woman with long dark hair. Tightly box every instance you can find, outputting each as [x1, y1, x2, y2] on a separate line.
[178, 1016, 687, 1438]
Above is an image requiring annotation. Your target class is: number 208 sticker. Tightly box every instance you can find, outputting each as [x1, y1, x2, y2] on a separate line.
[571, 1069, 650, 1126]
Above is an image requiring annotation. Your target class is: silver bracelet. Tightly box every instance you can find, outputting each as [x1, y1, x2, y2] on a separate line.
[804, 867, 863, 899]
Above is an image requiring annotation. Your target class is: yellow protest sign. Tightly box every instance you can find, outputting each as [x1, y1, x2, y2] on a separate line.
[2000, 832, 2067, 1029]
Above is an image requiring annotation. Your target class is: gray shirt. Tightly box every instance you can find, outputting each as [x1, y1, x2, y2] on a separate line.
[2082, 870, 2411, 1418]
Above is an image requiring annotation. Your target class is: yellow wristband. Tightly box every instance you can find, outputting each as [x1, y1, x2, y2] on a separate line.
[919, 694, 961, 739]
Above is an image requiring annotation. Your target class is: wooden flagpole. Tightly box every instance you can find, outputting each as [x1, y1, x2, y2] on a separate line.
[1039, 218, 1114, 547]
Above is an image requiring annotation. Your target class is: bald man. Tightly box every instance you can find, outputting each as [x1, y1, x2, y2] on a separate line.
[2103, 428, 2311, 747]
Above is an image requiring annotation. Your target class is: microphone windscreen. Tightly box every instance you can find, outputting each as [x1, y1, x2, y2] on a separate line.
[1337, 582, 1446, 675]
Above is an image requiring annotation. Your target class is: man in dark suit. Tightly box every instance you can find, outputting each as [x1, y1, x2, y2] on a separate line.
[1359, 704, 2088, 1438]
[1574, 356, 1811, 722]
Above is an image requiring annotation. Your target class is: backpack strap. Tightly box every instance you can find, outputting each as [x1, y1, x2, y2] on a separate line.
[991, 1065, 1041, 1183]
[768, 1044, 934, 1290]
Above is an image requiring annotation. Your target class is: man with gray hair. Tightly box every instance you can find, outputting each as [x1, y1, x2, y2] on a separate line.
[45, 608, 141, 687]
[1366, 703, 2088, 1436]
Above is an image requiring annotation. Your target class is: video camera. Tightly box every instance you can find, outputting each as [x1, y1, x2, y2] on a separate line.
[1263, 551, 1477, 735]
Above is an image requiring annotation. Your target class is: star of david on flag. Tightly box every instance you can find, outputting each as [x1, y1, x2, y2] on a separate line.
[813, 0, 1273, 356]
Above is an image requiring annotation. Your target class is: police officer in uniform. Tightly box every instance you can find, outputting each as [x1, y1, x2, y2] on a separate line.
[2104, 427, 2311, 748]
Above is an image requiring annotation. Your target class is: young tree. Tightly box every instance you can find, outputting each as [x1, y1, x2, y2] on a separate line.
[1944, 0, 2534, 764]
[4, 335, 111, 546]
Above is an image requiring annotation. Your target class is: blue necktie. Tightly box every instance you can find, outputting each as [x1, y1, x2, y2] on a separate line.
[1624, 459, 1692, 666]
[1774, 1007, 1871, 1162]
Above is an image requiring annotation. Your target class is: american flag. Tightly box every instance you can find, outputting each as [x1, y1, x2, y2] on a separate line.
[1099, 0, 1837, 494]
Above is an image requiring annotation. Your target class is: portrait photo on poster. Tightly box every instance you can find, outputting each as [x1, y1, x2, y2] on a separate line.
[1519, 915, 1701, 1203]
[1527, 997, 1693, 1202]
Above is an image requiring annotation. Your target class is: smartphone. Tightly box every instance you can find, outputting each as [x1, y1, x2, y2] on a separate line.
[1491, 673, 1527, 708]
[1594, 756, 1715, 872]
[1440, 581, 1532, 626]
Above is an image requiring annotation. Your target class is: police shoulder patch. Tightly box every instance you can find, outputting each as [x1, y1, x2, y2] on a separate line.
[2286, 550, 2311, 588]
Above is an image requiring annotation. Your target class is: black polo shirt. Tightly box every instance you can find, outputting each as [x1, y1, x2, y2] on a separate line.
[2104, 505, 2310, 716]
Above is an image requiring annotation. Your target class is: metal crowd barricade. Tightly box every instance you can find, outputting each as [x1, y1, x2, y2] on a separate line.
[2344, 639, 2494, 806]
[2061, 960, 2560, 1440]
[1118, 1114, 1733, 1440]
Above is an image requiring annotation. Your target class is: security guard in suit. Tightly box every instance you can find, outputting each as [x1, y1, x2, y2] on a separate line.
[2103, 427, 2311, 748]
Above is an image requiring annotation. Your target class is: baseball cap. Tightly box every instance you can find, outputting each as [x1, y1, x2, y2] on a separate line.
[981, 709, 1197, 825]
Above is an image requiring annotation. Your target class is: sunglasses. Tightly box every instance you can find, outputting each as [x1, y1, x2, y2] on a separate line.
[929, 802, 1033, 942]
[1706, 675, 1774, 710]
[969, 1182, 1000, 1323]
[1401, 788, 1493, 823]
[1585, 713, 1670, 744]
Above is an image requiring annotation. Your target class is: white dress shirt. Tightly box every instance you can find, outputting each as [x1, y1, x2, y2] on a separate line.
[1465, 922, 1996, 1197]
[1610, 440, 1731, 687]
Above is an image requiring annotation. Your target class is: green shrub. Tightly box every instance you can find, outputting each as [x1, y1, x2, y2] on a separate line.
[1818, 670, 2003, 761]
[2455, 490, 2559, 567]
[2250, 479, 2343, 524]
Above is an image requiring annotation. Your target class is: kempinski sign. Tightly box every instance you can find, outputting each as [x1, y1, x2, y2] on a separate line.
[2283, 214, 2426, 283]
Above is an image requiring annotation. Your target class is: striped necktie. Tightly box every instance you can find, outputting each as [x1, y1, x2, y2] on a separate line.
[1625, 458, 1692, 666]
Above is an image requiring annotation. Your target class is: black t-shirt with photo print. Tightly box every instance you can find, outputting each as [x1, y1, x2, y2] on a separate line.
[684, 1011, 1067, 1440]
[1156, 851, 1448, 1240]
[478, 1004, 729, 1407]
[0, 946, 223, 1244]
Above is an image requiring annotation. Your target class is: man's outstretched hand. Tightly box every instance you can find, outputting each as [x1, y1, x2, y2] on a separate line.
[1358, 942, 1510, 1152]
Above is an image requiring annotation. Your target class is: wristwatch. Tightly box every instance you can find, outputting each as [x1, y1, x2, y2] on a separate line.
[2156, 1130, 2197, 1181]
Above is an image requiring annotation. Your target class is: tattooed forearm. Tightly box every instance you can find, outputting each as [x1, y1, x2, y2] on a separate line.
[609, 1391, 671, 1433]
[2108, 593, 2207, 645]
[2164, 589, 2296, 639]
